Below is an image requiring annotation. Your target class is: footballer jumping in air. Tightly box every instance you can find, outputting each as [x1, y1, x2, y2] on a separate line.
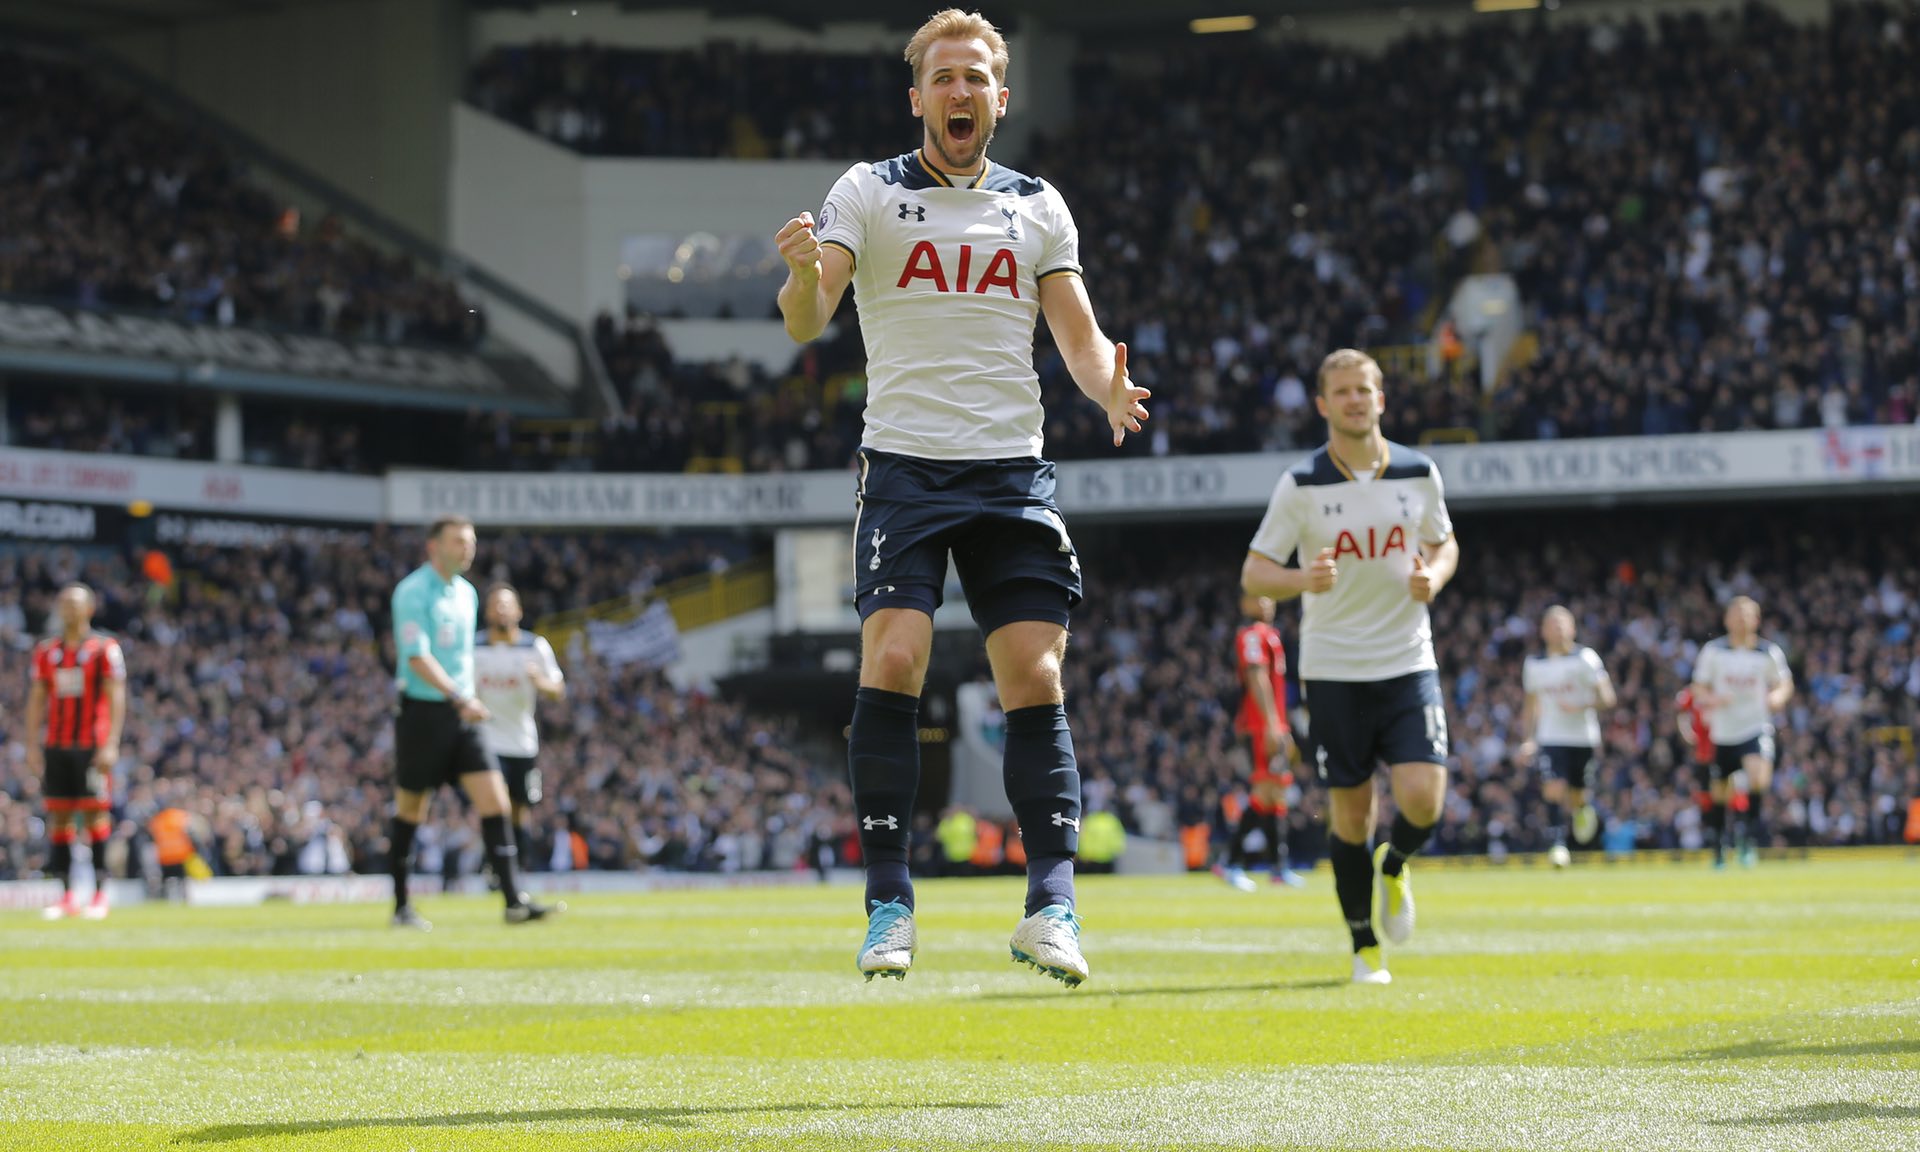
[774, 8, 1149, 987]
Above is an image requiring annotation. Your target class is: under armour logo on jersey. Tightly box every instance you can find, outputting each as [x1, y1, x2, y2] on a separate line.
[868, 529, 887, 571]
[1323, 503, 1342, 516]
[1397, 492, 1412, 519]
[863, 815, 899, 831]
[898, 203, 925, 222]
[1050, 813, 1080, 830]
[1000, 206, 1020, 240]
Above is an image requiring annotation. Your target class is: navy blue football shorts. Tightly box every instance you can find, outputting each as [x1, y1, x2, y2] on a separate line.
[852, 448, 1083, 635]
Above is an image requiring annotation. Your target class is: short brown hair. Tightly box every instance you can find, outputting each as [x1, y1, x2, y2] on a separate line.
[1316, 348, 1384, 394]
[905, 9, 1009, 86]
[428, 515, 474, 540]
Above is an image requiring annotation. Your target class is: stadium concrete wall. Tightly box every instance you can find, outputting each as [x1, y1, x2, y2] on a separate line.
[449, 103, 849, 327]
[97, 0, 463, 245]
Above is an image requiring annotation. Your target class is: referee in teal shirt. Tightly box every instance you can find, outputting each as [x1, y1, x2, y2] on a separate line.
[388, 515, 558, 929]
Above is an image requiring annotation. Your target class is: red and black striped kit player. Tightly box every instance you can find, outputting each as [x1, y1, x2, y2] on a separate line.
[1222, 593, 1303, 888]
[26, 584, 127, 921]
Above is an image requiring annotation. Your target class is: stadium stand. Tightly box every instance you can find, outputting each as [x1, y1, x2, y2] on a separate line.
[460, 3, 1920, 469]
[466, 41, 906, 159]
[1061, 503, 1919, 863]
[0, 532, 846, 884]
[0, 49, 486, 349]
[4, 497, 1914, 883]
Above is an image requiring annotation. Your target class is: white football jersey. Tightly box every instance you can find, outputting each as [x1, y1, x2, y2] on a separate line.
[1522, 646, 1608, 747]
[1692, 636, 1791, 745]
[1248, 443, 1453, 681]
[816, 150, 1081, 460]
[473, 630, 563, 758]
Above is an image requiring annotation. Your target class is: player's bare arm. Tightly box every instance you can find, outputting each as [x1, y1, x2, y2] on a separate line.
[1594, 667, 1618, 711]
[1408, 536, 1460, 604]
[408, 654, 490, 723]
[775, 212, 854, 343]
[1517, 693, 1540, 761]
[1038, 273, 1149, 447]
[527, 660, 566, 700]
[1241, 548, 1335, 602]
[1766, 674, 1795, 713]
[96, 677, 127, 770]
[23, 680, 46, 773]
[1243, 664, 1294, 764]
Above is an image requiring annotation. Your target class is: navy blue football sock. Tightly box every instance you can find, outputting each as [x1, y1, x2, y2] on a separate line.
[850, 687, 920, 912]
[1328, 835, 1378, 951]
[1003, 703, 1081, 914]
[1025, 854, 1075, 918]
[1380, 813, 1434, 877]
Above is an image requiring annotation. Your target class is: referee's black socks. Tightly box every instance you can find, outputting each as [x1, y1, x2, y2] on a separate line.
[389, 816, 418, 911]
[481, 815, 523, 909]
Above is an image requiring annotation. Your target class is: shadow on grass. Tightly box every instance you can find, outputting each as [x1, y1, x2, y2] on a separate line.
[977, 977, 1346, 1002]
[174, 1101, 998, 1143]
[1707, 1102, 1920, 1127]
[1664, 1037, 1920, 1061]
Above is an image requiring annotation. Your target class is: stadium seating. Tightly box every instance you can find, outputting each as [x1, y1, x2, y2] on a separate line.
[473, 3, 1920, 469]
[1063, 503, 1919, 861]
[6, 496, 1910, 882]
[0, 49, 484, 349]
[467, 42, 906, 159]
[0, 532, 834, 883]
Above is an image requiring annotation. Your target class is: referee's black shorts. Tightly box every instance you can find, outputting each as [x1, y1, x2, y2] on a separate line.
[394, 697, 500, 794]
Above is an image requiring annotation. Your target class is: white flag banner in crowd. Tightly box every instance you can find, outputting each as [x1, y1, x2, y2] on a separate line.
[586, 601, 682, 669]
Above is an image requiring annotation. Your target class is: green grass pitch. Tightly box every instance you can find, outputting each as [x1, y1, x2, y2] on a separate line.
[3, 856, 1916, 1151]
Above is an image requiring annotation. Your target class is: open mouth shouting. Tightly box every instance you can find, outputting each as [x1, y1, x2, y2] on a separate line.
[946, 107, 977, 146]
[934, 104, 990, 168]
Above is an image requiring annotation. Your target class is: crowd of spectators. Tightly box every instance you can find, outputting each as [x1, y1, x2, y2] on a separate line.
[5, 385, 504, 474]
[0, 49, 485, 349]
[1, 497, 1914, 887]
[1056, 501, 1919, 861]
[0, 529, 818, 884]
[468, 3, 1920, 470]
[591, 307, 866, 473]
[467, 41, 905, 159]
[1035, 2, 1920, 459]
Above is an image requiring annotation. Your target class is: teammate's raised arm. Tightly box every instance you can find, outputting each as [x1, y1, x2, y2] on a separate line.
[1039, 276, 1149, 447]
[775, 212, 853, 343]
